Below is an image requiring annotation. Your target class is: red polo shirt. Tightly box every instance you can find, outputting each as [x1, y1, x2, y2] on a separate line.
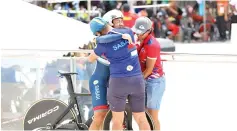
[137, 35, 164, 79]
[123, 12, 138, 28]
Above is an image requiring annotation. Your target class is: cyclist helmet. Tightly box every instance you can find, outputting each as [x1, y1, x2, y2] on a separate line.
[89, 17, 108, 35]
[102, 9, 124, 26]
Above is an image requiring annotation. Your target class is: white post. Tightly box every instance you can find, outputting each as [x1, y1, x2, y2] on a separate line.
[87, 0, 91, 21]
[70, 58, 78, 93]
[153, 0, 157, 16]
[36, 59, 41, 100]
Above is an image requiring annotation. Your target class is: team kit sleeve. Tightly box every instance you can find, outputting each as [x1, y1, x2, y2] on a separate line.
[96, 34, 122, 43]
[146, 42, 160, 59]
[94, 43, 106, 56]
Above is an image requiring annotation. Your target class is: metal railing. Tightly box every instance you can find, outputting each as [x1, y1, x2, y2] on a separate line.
[53, 10, 102, 17]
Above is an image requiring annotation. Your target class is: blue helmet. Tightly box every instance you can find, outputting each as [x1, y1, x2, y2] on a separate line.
[89, 17, 108, 35]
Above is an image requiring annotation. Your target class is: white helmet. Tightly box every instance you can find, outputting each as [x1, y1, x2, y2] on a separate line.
[102, 9, 124, 26]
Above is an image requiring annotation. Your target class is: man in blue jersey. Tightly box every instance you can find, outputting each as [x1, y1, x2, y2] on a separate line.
[87, 17, 150, 130]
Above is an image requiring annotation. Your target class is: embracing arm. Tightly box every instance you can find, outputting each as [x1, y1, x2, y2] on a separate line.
[87, 43, 106, 63]
[97, 34, 122, 43]
[96, 34, 133, 44]
[87, 51, 99, 63]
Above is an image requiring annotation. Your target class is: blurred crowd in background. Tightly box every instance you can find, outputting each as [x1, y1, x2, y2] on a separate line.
[32, 0, 237, 43]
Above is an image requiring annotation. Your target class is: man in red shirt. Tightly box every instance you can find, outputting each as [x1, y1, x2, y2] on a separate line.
[132, 17, 166, 131]
[121, 3, 138, 28]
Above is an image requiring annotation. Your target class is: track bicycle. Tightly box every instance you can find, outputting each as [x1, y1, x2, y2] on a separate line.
[23, 71, 93, 130]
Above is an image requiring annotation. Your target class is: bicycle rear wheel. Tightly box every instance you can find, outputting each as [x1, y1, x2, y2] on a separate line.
[23, 99, 76, 130]
[102, 110, 155, 130]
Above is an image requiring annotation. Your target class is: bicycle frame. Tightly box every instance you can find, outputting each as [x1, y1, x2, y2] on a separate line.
[49, 74, 90, 129]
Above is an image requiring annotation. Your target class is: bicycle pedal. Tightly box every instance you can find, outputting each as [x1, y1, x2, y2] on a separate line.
[78, 123, 88, 130]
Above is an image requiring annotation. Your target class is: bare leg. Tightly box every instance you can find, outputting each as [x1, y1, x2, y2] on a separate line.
[133, 112, 151, 131]
[89, 111, 107, 130]
[111, 111, 124, 130]
[148, 109, 160, 131]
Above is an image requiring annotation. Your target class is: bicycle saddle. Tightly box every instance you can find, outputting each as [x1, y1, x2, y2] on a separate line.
[58, 70, 78, 76]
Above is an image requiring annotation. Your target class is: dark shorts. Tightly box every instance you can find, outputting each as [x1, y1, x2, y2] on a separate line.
[107, 75, 145, 112]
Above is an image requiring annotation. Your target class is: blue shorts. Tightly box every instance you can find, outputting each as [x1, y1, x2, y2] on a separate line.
[89, 61, 110, 111]
[89, 75, 109, 111]
[146, 76, 166, 110]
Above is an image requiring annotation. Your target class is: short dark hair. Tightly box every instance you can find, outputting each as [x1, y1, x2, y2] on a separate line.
[122, 3, 130, 12]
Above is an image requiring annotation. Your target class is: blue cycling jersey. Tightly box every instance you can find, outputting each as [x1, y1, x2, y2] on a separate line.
[94, 28, 141, 78]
